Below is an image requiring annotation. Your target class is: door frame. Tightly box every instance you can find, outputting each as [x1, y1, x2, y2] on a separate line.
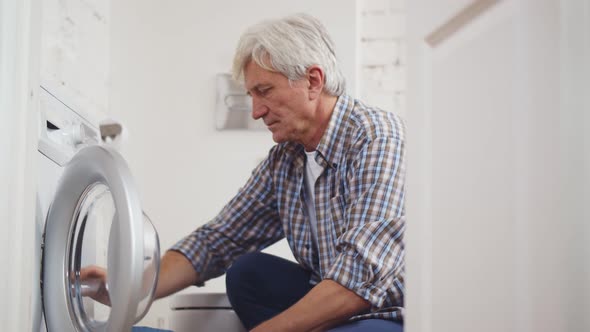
[0, 0, 42, 330]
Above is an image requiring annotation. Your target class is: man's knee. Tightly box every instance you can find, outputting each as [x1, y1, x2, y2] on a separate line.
[226, 252, 265, 295]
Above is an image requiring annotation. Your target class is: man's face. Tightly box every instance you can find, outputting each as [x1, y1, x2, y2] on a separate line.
[244, 60, 315, 145]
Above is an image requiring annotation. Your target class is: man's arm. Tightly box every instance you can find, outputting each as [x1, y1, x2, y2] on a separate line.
[80, 250, 200, 304]
[251, 280, 370, 332]
[154, 250, 200, 299]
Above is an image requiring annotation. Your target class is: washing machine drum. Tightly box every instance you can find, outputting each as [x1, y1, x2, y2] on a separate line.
[42, 145, 160, 332]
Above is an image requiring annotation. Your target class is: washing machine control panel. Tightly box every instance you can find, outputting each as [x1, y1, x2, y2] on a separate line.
[38, 86, 101, 166]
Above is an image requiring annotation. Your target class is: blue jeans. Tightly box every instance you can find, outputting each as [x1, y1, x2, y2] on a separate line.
[225, 252, 403, 332]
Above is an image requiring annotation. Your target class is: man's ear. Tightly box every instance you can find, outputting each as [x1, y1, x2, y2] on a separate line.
[307, 65, 324, 100]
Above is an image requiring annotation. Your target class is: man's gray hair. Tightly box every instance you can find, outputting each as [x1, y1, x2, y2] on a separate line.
[232, 13, 346, 96]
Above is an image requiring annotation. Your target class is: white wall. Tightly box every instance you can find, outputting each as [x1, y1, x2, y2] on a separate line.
[561, 1, 590, 329]
[405, 1, 590, 331]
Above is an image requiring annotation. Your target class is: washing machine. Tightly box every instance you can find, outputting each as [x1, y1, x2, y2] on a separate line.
[34, 86, 160, 332]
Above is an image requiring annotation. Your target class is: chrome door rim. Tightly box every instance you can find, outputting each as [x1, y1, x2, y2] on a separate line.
[42, 145, 150, 332]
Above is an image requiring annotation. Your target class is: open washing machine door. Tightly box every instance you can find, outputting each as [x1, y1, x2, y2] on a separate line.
[42, 145, 160, 332]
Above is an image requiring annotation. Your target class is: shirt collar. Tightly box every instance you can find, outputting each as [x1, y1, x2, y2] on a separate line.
[314, 95, 354, 169]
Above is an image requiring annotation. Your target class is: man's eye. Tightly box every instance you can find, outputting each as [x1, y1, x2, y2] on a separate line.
[258, 88, 271, 96]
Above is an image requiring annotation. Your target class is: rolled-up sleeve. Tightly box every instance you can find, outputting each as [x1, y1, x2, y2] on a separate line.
[324, 134, 406, 310]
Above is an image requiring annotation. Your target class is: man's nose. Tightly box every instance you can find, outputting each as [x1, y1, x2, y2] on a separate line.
[251, 97, 269, 120]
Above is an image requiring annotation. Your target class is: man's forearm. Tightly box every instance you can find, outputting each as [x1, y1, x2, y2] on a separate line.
[155, 250, 200, 299]
[251, 279, 370, 332]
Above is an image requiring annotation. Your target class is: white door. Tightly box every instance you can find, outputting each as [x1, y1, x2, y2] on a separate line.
[42, 145, 160, 332]
[406, 0, 589, 331]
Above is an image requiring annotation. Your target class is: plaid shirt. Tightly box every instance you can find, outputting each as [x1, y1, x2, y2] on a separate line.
[171, 95, 406, 321]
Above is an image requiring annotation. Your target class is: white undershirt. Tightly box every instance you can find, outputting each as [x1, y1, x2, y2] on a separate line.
[304, 150, 324, 251]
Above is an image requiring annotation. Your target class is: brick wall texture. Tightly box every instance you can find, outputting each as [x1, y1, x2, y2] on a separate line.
[359, 0, 406, 118]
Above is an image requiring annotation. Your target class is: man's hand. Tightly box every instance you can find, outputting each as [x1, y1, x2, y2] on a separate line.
[79, 265, 111, 306]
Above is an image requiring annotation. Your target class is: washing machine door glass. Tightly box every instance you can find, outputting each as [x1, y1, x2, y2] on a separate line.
[42, 145, 160, 332]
